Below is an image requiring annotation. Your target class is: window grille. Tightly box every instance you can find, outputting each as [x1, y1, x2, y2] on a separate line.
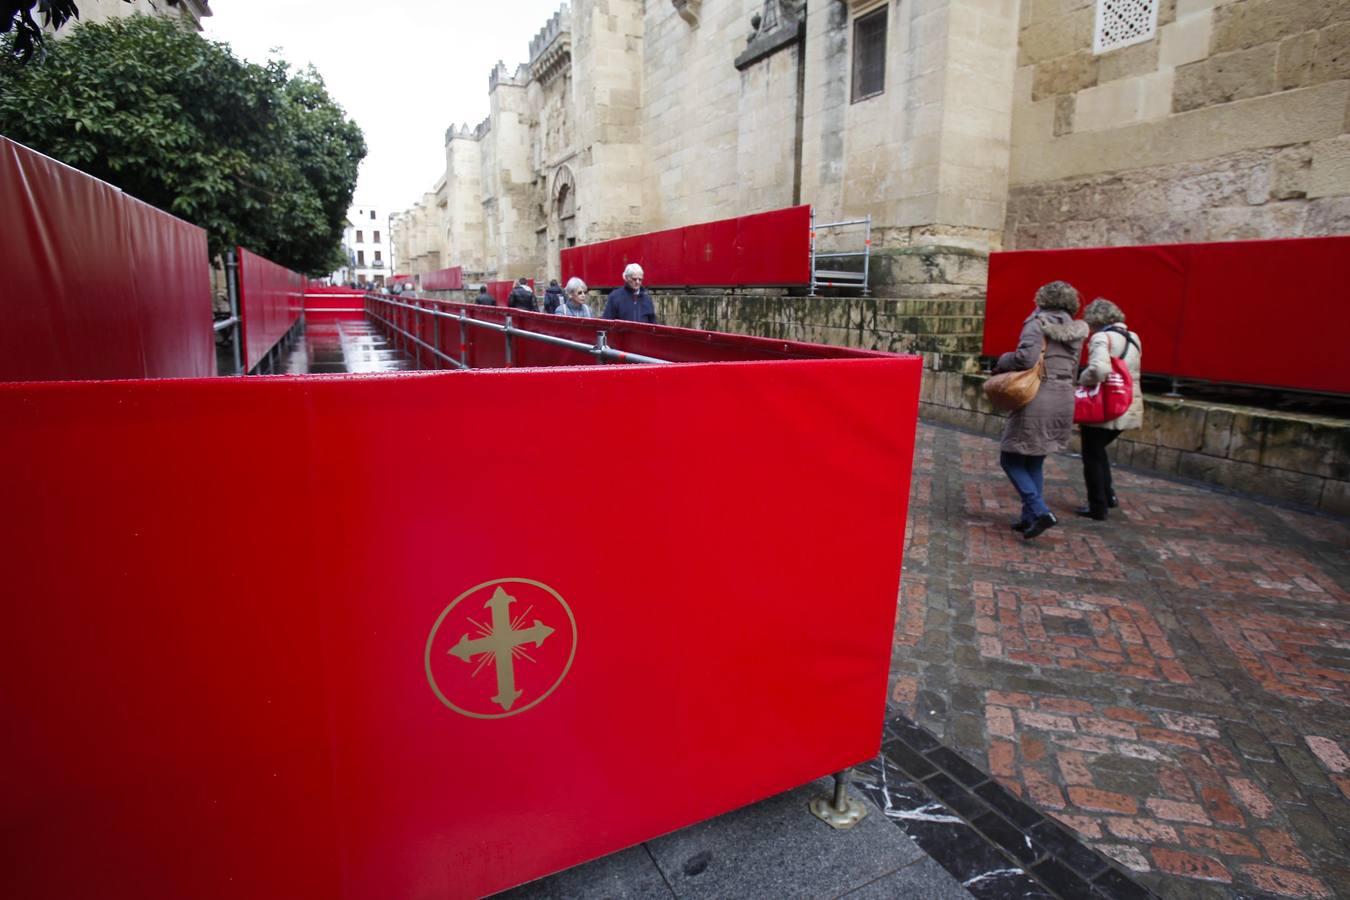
[852, 7, 886, 103]
[1093, 0, 1158, 55]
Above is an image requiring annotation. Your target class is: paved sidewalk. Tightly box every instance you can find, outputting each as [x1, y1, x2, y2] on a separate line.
[893, 423, 1350, 899]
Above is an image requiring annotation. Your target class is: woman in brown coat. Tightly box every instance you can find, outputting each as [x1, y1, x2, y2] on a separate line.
[1076, 298, 1143, 520]
[992, 281, 1089, 539]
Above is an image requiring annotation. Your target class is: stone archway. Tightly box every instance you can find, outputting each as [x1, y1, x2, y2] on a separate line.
[548, 165, 577, 280]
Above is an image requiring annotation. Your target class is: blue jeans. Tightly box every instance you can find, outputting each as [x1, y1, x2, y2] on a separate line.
[1000, 452, 1049, 524]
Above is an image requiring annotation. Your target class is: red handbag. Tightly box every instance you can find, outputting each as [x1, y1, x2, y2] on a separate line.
[1074, 330, 1135, 425]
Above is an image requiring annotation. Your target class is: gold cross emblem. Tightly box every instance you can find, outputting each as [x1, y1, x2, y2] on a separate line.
[425, 578, 577, 719]
[448, 586, 554, 712]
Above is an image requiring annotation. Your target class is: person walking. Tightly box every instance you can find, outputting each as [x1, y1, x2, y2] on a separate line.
[602, 263, 655, 323]
[508, 278, 537, 311]
[992, 280, 1089, 540]
[1076, 298, 1143, 520]
[557, 277, 593, 317]
[543, 279, 564, 314]
[474, 285, 495, 305]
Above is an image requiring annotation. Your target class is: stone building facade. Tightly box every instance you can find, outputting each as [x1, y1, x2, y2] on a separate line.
[73, 0, 213, 30]
[395, 0, 1347, 283]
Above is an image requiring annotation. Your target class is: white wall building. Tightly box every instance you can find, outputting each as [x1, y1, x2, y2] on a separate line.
[332, 204, 395, 286]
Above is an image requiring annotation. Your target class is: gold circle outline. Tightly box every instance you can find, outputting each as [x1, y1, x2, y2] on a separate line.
[425, 577, 577, 719]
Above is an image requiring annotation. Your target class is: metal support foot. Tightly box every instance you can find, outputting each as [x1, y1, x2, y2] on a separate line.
[809, 769, 867, 830]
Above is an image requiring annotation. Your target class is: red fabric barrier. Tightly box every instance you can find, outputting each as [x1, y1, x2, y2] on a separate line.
[237, 248, 306, 372]
[422, 266, 464, 291]
[303, 289, 365, 322]
[0, 354, 920, 899]
[561, 205, 812, 288]
[0, 136, 213, 381]
[984, 237, 1350, 394]
[389, 299, 892, 370]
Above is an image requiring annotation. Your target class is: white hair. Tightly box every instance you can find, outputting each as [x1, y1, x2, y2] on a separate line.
[623, 263, 644, 280]
[564, 276, 588, 296]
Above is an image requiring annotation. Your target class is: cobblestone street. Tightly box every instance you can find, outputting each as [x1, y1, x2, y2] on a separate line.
[893, 423, 1350, 899]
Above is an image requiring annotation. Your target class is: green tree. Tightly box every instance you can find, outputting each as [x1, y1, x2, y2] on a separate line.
[0, 15, 365, 275]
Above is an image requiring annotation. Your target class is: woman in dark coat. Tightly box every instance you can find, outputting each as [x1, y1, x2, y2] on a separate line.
[993, 280, 1089, 539]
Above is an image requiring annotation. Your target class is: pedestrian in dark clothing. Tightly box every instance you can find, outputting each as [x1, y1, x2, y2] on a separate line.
[602, 263, 655, 323]
[508, 278, 537, 311]
[474, 286, 495, 305]
[991, 280, 1088, 540]
[543, 279, 564, 314]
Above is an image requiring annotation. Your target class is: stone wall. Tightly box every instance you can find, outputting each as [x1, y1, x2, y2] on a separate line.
[1008, 0, 1350, 247]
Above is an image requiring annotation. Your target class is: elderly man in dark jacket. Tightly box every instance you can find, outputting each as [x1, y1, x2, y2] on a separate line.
[992, 280, 1088, 540]
[602, 263, 655, 323]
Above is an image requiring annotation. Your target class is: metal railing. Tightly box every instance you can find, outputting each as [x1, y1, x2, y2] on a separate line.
[366, 295, 672, 368]
[219, 249, 243, 375]
[810, 211, 871, 296]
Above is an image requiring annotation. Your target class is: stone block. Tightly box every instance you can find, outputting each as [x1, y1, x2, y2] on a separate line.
[1173, 44, 1278, 113]
[1255, 467, 1327, 507]
[1228, 411, 1266, 463]
[1054, 94, 1076, 135]
[1320, 479, 1350, 516]
[1130, 443, 1158, 470]
[1309, 134, 1350, 199]
[1200, 407, 1235, 457]
[1176, 451, 1228, 483]
[1307, 194, 1350, 233]
[1019, 7, 1094, 67]
[1272, 144, 1313, 199]
[1032, 51, 1099, 101]
[1258, 415, 1350, 480]
[1160, 10, 1215, 68]
[1212, 0, 1350, 55]
[1155, 447, 1181, 474]
[1276, 31, 1318, 89]
[1312, 21, 1350, 83]
[1100, 39, 1162, 83]
[1075, 76, 1143, 132]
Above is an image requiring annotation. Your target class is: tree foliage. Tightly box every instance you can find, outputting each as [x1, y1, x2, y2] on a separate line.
[0, 15, 366, 275]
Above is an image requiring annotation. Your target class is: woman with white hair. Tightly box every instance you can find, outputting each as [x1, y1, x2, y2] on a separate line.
[602, 263, 655, 323]
[557, 277, 593, 317]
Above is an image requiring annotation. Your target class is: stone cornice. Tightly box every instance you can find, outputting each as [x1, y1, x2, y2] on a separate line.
[734, 0, 805, 71]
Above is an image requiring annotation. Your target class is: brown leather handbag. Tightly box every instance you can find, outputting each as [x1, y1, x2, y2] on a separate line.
[983, 337, 1046, 412]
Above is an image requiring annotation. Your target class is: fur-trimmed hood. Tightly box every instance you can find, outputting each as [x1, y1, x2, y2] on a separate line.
[1041, 317, 1089, 344]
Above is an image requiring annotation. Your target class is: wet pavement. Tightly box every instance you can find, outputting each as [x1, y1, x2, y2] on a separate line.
[282, 319, 413, 374]
[503, 421, 1349, 900]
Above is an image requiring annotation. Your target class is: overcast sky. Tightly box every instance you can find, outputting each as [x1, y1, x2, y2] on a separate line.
[204, 0, 570, 213]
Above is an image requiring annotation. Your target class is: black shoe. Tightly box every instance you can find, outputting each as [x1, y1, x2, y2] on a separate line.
[1108, 494, 1118, 508]
[1011, 521, 1030, 532]
[1074, 506, 1108, 521]
[1023, 512, 1058, 539]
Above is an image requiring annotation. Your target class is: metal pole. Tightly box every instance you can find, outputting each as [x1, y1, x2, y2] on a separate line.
[809, 207, 816, 297]
[862, 214, 872, 297]
[224, 249, 242, 375]
[809, 769, 867, 830]
[432, 304, 441, 370]
[504, 315, 515, 367]
[594, 330, 609, 364]
[414, 300, 423, 368]
[458, 313, 468, 369]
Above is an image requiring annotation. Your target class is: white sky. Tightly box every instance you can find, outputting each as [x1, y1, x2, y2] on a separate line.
[203, 0, 569, 212]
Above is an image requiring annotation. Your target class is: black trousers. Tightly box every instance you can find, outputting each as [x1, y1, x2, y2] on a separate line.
[1080, 427, 1120, 514]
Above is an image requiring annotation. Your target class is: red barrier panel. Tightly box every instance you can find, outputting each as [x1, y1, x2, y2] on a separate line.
[0, 136, 213, 381]
[303, 288, 365, 322]
[984, 237, 1350, 394]
[422, 265, 464, 291]
[237, 248, 306, 372]
[385, 298, 893, 371]
[561, 205, 812, 288]
[0, 354, 920, 899]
